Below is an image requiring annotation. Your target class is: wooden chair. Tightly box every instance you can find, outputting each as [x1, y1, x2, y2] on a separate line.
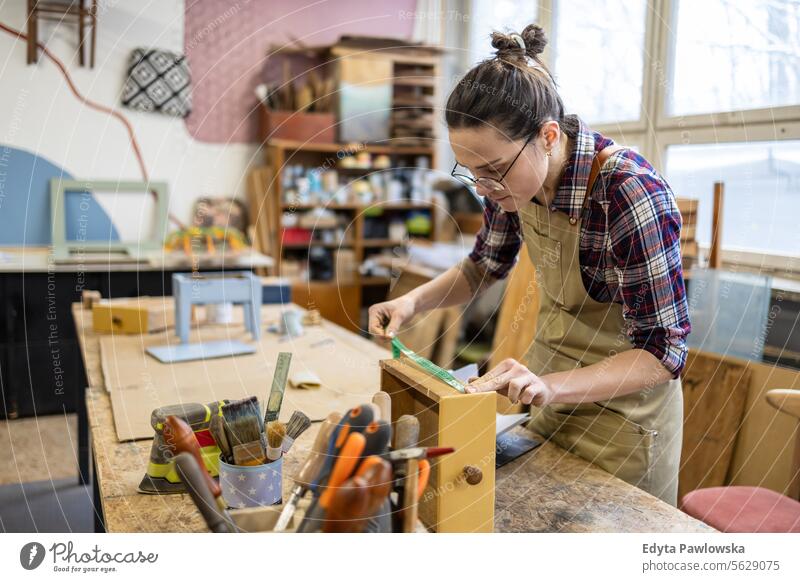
[680, 388, 800, 532]
[27, 0, 98, 68]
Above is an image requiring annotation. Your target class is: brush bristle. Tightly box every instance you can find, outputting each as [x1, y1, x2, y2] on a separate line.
[267, 421, 286, 449]
[286, 411, 311, 439]
[227, 416, 262, 447]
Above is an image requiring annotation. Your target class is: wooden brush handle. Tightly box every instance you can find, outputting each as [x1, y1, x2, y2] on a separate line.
[296, 412, 341, 486]
[165, 416, 221, 498]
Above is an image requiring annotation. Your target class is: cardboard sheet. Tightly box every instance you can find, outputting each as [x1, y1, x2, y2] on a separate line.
[100, 308, 389, 441]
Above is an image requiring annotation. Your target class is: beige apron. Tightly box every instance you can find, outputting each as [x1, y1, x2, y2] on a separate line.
[521, 148, 683, 506]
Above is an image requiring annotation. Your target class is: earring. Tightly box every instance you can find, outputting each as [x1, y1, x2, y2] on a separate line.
[545, 150, 552, 158]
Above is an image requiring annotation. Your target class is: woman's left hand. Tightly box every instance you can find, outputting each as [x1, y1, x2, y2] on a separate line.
[465, 358, 555, 406]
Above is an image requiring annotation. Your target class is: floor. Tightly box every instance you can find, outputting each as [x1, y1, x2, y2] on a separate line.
[0, 413, 78, 485]
[0, 413, 93, 532]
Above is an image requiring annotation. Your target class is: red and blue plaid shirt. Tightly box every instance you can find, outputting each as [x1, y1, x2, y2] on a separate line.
[469, 119, 691, 377]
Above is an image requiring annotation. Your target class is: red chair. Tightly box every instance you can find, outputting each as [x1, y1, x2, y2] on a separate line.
[680, 389, 800, 532]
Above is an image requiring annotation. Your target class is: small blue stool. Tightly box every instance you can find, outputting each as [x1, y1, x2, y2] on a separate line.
[173, 272, 262, 344]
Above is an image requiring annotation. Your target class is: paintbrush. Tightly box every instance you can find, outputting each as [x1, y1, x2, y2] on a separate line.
[282, 410, 311, 453]
[274, 412, 341, 532]
[209, 415, 232, 463]
[221, 396, 263, 449]
[227, 416, 265, 466]
[266, 421, 286, 462]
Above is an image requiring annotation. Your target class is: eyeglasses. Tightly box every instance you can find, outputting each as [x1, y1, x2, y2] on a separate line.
[451, 135, 533, 193]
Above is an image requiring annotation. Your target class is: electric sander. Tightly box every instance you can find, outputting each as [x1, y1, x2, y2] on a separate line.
[138, 400, 227, 494]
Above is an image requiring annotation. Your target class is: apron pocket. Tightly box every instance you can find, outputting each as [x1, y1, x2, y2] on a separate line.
[536, 405, 657, 492]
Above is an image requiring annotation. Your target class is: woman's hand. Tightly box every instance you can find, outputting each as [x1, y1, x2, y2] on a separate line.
[466, 358, 555, 406]
[367, 294, 417, 339]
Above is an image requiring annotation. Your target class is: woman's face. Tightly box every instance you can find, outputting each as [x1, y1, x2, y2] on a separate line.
[449, 124, 555, 212]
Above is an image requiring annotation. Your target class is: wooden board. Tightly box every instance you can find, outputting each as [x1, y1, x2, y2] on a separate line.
[99, 304, 388, 440]
[679, 350, 752, 499]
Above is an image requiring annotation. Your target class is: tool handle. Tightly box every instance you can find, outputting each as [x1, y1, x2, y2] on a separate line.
[393, 414, 419, 450]
[165, 415, 222, 499]
[314, 405, 374, 490]
[417, 459, 430, 499]
[371, 391, 391, 421]
[402, 459, 420, 533]
[319, 432, 366, 508]
[296, 413, 340, 486]
[174, 453, 236, 533]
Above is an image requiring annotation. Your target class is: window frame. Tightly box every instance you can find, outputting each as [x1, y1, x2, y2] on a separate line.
[539, 0, 800, 264]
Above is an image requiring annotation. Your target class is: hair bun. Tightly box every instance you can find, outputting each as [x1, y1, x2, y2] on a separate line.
[491, 23, 548, 61]
[521, 24, 547, 57]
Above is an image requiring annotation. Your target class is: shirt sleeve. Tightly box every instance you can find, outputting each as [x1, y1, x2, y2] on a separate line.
[607, 174, 691, 377]
[467, 198, 522, 281]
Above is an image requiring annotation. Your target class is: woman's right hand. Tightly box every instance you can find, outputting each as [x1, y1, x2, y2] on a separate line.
[367, 294, 417, 340]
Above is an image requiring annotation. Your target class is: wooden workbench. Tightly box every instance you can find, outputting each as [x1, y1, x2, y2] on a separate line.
[73, 303, 712, 533]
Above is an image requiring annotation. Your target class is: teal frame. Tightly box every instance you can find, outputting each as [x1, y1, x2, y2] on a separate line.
[50, 179, 169, 261]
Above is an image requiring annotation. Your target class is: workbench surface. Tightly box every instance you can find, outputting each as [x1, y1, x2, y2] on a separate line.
[73, 303, 712, 533]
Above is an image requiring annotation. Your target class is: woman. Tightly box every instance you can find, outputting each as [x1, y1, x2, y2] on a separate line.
[368, 24, 690, 506]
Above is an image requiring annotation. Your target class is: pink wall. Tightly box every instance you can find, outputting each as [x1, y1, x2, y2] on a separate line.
[184, 0, 417, 144]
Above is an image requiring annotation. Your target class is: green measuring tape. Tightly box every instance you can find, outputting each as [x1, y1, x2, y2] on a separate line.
[391, 337, 465, 394]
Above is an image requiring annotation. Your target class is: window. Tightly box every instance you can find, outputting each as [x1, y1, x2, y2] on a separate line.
[469, 0, 538, 65]
[665, 140, 800, 254]
[552, 0, 647, 125]
[669, 0, 800, 116]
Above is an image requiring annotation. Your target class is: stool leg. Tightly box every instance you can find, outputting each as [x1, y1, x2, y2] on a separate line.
[27, 0, 37, 65]
[90, 0, 97, 68]
[78, 0, 86, 67]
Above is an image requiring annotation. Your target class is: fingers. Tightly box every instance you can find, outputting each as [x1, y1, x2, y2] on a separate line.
[384, 310, 405, 338]
[466, 358, 516, 388]
[367, 305, 392, 338]
[466, 369, 516, 394]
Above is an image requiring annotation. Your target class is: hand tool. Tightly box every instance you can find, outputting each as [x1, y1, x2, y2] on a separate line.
[392, 414, 419, 450]
[382, 446, 455, 463]
[403, 457, 420, 533]
[391, 414, 419, 532]
[323, 459, 393, 533]
[264, 352, 292, 424]
[297, 431, 366, 532]
[164, 416, 229, 516]
[310, 405, 375, 492]
[174, 452, 237, 533]
[282, 410, 311, 453]
[371, 391, 391, 421]
[274, 412, 341, 532]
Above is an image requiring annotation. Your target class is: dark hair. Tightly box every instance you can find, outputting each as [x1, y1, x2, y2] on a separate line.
[445, 23, 578, 142]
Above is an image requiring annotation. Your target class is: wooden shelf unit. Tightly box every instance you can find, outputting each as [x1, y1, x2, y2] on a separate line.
[254, 139, 438, 330]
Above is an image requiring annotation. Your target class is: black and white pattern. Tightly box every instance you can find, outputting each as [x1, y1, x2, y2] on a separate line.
[122, 48, 192, 117]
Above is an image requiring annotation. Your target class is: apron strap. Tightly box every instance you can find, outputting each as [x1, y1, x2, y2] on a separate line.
[585, 144, 626, 207]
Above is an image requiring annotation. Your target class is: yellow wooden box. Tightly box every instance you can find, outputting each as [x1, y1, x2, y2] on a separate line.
[92, 302, 165, 334]
[380, 358, 496, 532]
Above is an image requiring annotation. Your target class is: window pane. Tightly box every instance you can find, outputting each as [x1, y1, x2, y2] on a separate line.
[553, 0, 646, 125]
[469, 0, 538, 64]
[670, 0, 800, 116]
[664, 140, 800, 255]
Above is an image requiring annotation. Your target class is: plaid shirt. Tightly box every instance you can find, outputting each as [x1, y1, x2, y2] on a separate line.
[469, 119, 691, 377]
